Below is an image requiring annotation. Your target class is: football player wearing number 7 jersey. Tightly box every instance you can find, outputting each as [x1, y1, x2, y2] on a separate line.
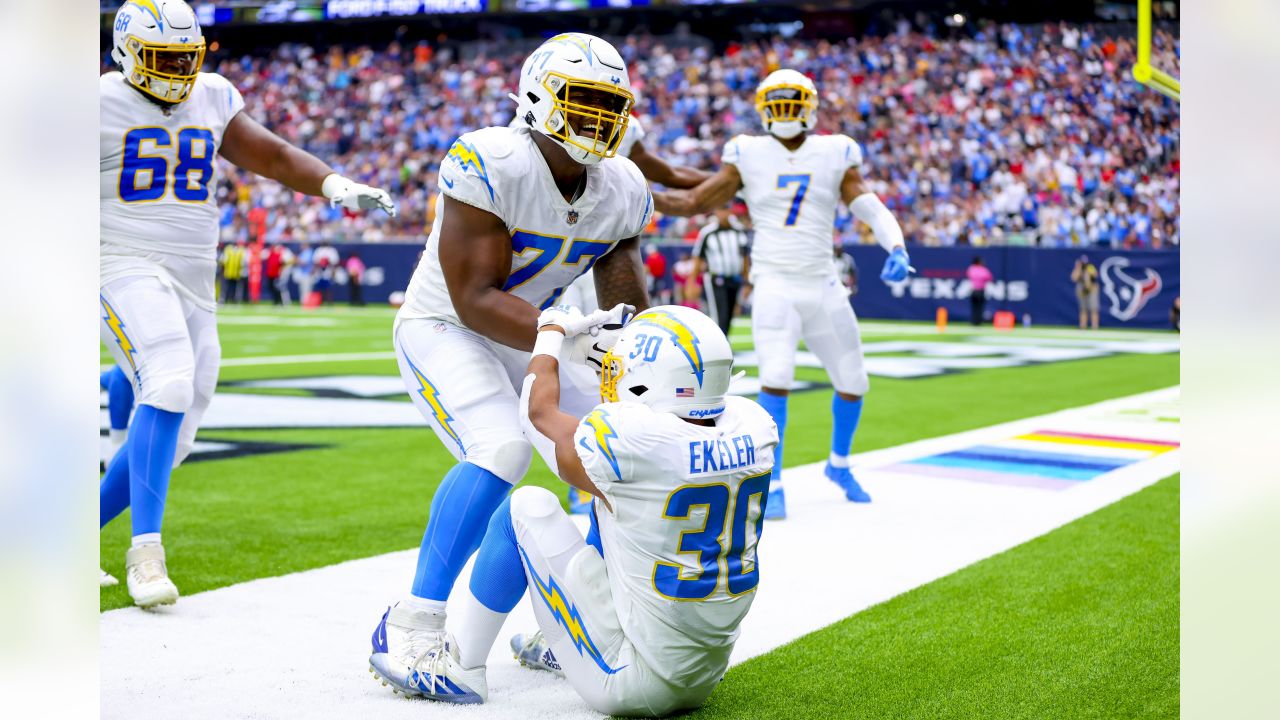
[99, 0, 394, 607]
[368, 305, 777, 711]
[369, 33, 653, 698]
[654, 68, 913, 519]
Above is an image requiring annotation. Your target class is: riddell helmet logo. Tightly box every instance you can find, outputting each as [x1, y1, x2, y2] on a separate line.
[1100, 256, 1163, 321]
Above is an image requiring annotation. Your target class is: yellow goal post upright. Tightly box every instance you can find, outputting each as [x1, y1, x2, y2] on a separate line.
[1132, 0, 1180, 101]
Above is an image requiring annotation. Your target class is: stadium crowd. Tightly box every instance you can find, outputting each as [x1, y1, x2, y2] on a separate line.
[121, 21, 1180, 249]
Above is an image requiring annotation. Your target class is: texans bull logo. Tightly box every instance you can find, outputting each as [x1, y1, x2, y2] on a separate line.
[1100, 256, 1162, 322]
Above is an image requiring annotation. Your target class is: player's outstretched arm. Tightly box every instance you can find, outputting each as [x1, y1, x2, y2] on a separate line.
[439, 196, 542, 351]
[841, 166, 912, 282]
[219, 113, 395, 216]
[519, 314, 612, 510]
[593, 236, 651, 314]
[629, 140, 712, 189]
[651, 164, 743, 217]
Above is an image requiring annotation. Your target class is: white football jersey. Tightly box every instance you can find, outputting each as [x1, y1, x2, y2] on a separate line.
[100, 71, 243, 257]
[574, 396, 778, 695]
[723, 133, 862, 278]
[400, 126, 653, 326]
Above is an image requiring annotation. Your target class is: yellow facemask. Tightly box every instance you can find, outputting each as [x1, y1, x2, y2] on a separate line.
[755, 83, 817, 126]
[599, 349, 625, 403]
[123, 35, 206, 104]
[541, 73, 634, 160]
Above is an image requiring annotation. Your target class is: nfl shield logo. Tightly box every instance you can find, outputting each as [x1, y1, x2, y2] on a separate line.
[566, 209, 579, 225]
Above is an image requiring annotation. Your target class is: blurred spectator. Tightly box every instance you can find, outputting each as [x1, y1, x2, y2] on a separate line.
[1170, 296, 1180, 332]
[966, 256, 993, 325]
[1071, 254, 1100, 329]
[834, 244, 858, 295]
[295, 242, 315, 303]
[219, 240, 247, 305]
[673, 253, 701, 309]
[346, 252, 367, 306]
[644, 245, 671, 305]
[265, 243, 293, 305]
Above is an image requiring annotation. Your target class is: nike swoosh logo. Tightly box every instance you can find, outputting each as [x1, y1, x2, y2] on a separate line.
[567, 58, 583, 64]
[441, 176, 455, 189]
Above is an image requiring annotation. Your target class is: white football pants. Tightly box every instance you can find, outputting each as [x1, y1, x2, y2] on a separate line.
[750, 271, 869, 395]
[99, 273, 220, 467]
[509, 487, 709, 717]
[393, 318, 600, 485]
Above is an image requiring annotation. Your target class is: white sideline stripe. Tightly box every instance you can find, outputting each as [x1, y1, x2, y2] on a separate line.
[101, 388, 1180, 720]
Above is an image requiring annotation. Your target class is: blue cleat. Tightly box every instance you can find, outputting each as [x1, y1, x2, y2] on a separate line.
[568, 488, 593, 515]
[368, 606, 487, 704]
[764, 487, 787, 520]
[825, 464, 872, 503]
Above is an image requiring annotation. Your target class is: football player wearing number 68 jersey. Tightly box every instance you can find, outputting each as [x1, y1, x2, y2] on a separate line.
[369, 33, 653, 700]
[369, 305, 777, 712]
[654, 68, 914, 519]
[99, 0, 394, 607]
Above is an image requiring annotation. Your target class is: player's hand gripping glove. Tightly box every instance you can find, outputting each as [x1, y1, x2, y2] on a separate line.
[880, 247, 914, 283]
[321, 174, 397, 217]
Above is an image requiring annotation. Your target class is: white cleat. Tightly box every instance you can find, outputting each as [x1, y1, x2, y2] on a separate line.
[511, 631, 564, 677]
[368, 606, 487, 704]
[100, 568, 118, 587]
[125, 543, 179, 609]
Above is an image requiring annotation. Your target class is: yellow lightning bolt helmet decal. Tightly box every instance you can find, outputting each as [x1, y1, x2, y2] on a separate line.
[100, 296, 138, 373]
[402, 352, 465, 455]
[632, 309, 705, 386]
[583, 408, 621, 479]
[129, 0, 165, 31]
[518, 546, 623, 675]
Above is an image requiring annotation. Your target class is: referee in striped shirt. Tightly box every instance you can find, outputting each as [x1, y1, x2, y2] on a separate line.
[694, 203, 751, 335]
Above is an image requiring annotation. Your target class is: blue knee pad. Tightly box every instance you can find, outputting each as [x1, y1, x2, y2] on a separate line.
[411, 462, 512, 601]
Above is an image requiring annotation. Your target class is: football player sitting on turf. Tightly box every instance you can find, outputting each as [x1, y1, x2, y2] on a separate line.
[370, 33, 653, 697]
[368, 305, 778, 713]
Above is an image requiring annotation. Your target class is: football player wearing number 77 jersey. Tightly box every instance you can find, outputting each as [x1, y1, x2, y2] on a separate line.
[368, 305, 777, 711]
[369, 33, 654, 699]
[99, 0, 395, 607]
[654, 68, 914, 519]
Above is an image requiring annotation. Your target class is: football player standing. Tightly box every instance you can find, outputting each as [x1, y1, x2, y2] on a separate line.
[654, 69, 913, 519]
[370, 33, 653, 697]
[99, 0, 394, 607]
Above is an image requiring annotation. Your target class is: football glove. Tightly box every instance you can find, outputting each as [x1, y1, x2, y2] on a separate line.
[880, 247, 914, 283]
[322, 174, 397, 217]
[569, 304, 635, 375]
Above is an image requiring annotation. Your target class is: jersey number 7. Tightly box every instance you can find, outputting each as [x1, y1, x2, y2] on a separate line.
[118, 127, 216, 203]
[777, 174, 811, 226]
[653, 471, 770, 601]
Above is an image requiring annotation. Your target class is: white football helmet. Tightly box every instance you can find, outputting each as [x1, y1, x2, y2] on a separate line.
[112, 1, 206, 105]
[755, 68, 818, 140]
[510, 33, 634, 166]
[600, 306, 733, 420]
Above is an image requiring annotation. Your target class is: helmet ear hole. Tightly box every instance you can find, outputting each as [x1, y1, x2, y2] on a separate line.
[526, 92, 540, 104]
[628, 385, 648, 397]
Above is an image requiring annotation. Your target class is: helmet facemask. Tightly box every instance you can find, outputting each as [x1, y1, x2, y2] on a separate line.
[599, 349, 625, 404]
[120, 36, 206, 105]
[756, 85, 816, 140]
[541, 73, 633, 165]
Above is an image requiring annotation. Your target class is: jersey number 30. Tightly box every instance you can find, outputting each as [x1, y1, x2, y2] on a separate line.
[654, 472, 770, 601]
[118, 127, 217, 203]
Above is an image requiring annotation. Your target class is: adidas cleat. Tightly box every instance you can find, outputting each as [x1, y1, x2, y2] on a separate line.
[825, 464, 871, 503]
[764, 487, 786, 520]
[100, 568, 118, 587]
[369, 606, 487, 704]
[511, 631, 564, 677]
[125, 543, 178, 608]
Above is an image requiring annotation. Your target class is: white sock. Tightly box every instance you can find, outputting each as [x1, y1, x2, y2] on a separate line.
[452, 590, 508, 670]
[403, 595, 448, 615]
[829, 453, 850, 468]
[132, 533, 161, 548]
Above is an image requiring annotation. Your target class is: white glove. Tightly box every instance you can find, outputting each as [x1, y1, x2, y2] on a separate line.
[567, 303, 635, 375]
[537, 304, 625, 339]
[322, 174, 397, 217]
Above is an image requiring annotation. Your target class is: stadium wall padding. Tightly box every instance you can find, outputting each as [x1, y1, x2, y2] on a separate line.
[272, 243, 1179, 329]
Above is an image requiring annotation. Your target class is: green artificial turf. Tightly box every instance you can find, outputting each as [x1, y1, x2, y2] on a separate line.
[685, 475, 1180, 720]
